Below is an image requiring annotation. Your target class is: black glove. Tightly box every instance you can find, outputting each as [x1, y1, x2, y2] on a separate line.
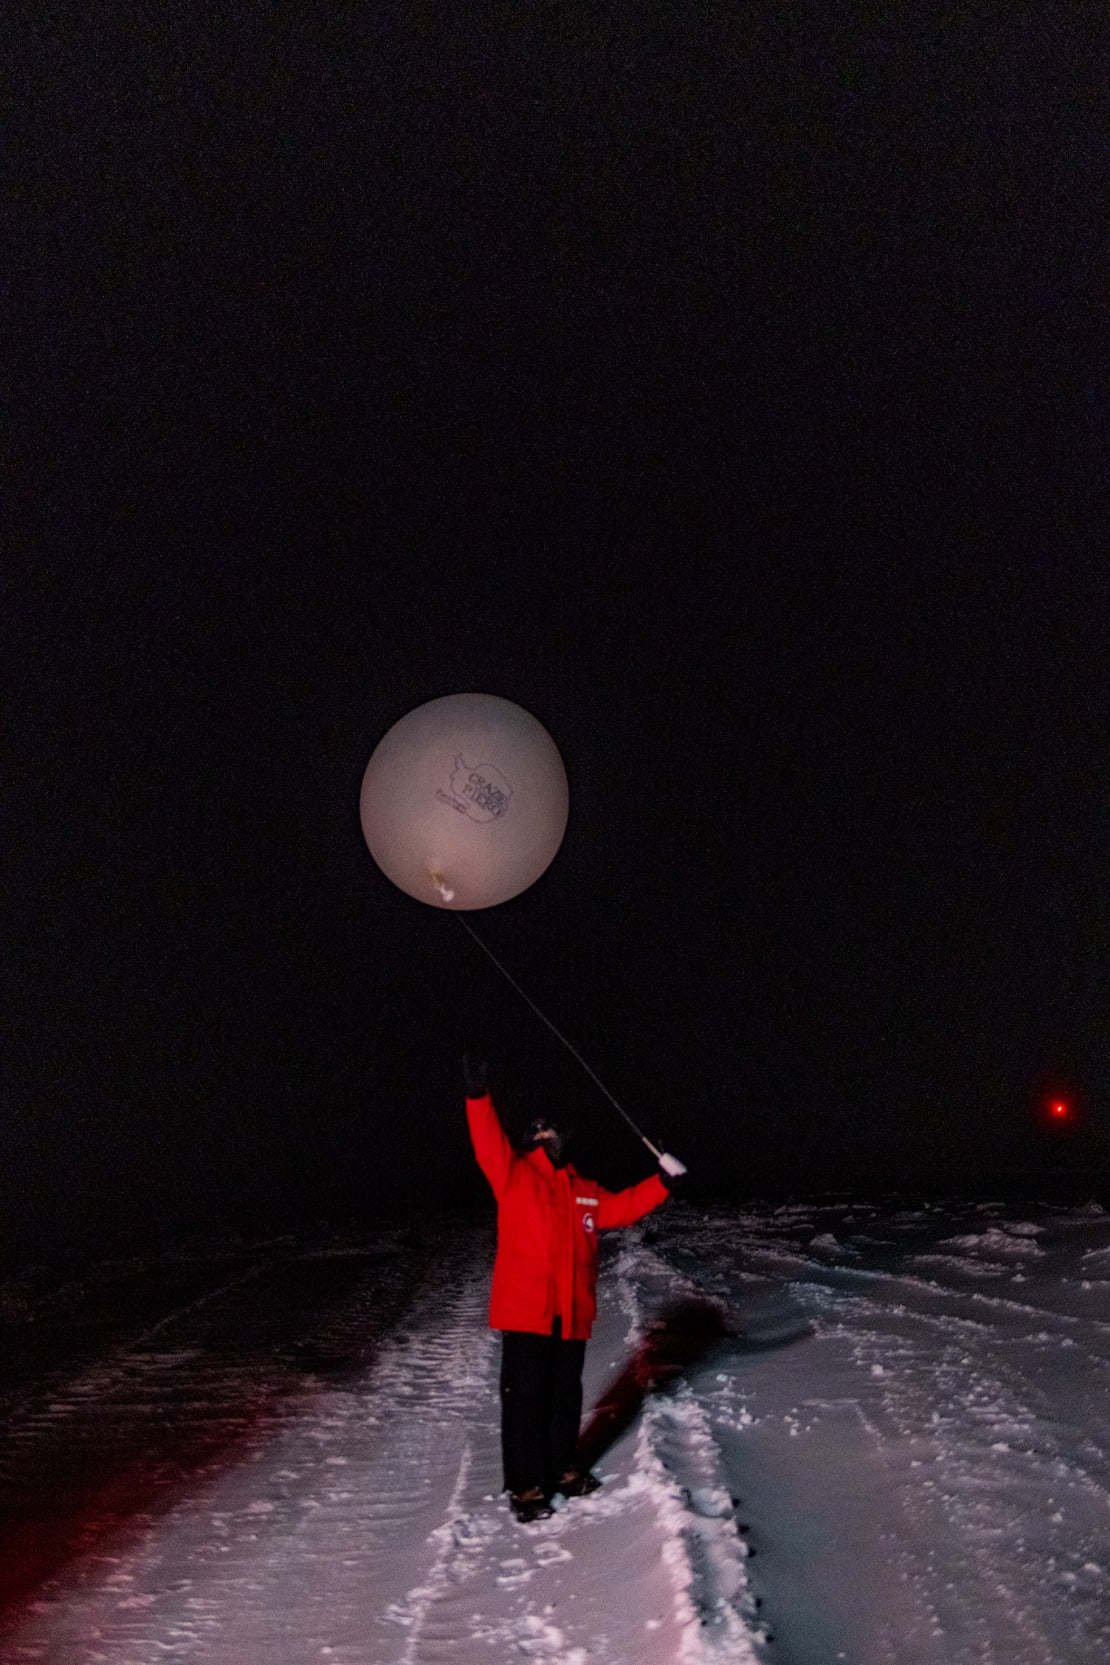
[462, 1055, 489, 1097]
[661, 1168, 688, 1194]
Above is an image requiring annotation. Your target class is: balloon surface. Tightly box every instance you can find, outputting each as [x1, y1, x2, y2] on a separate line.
[360, 693, 569, 910]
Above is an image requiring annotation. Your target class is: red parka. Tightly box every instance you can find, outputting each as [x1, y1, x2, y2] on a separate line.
[466, 1091, 670, 1340]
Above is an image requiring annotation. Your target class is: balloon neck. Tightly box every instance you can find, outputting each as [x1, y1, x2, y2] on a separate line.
[430, 872, 456, 903]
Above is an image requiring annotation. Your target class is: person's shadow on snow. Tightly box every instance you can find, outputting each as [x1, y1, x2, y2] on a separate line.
[574, 1296, 811, 1473]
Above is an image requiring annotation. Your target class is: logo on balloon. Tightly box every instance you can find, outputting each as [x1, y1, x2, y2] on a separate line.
[436, 755, 514, 823]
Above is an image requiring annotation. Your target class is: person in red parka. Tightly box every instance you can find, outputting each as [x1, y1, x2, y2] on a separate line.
[463, 1056, 675, 1522]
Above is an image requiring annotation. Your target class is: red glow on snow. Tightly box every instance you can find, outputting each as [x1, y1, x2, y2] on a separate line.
[0, 1400, 281, 1634]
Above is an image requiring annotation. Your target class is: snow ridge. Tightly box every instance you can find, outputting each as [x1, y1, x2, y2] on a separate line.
[615, 1235, 764, 1663]
[394, 1440, 475, 1665]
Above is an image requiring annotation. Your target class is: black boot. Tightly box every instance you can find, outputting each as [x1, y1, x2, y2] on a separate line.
[510, 1487, 554, 1523]
[558, 1469, 602, 1498]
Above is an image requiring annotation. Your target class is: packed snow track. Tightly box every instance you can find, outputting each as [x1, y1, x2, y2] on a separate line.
[1, 1200, 1107, 1664]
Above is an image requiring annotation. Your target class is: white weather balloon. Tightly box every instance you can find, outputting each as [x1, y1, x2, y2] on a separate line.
[360, 693, 569, 910]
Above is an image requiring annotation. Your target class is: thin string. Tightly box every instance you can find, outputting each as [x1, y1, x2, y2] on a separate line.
[451, 910, 663, 1161]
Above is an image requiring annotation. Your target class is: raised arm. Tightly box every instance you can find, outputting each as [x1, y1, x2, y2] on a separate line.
[462, 1057, 513, 1200]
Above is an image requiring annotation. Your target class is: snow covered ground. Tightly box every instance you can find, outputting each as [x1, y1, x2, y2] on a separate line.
[1, 1197, 1108, 1664]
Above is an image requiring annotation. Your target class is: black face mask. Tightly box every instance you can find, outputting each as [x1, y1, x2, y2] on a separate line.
[524, 1118, 572, 1167]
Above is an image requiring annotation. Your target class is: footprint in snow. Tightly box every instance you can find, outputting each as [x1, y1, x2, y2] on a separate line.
[532, 1540, 572, 1566]
[451, 1513, 498, 1550]
[497, 1556, 533, 1586]
[511, 1613, 585, 1659]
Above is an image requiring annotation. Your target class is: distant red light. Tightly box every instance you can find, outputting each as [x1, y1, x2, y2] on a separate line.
[1051, 1101, 1069, 1119]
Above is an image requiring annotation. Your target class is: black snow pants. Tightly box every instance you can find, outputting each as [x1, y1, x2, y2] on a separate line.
[499, 1318, 586, 1498]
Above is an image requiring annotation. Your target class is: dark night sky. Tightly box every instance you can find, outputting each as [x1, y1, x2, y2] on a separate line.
[5, 4, 1108, 1261]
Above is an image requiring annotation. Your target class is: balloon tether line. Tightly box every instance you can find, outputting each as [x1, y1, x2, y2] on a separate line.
[451, 911, 665, 1163]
